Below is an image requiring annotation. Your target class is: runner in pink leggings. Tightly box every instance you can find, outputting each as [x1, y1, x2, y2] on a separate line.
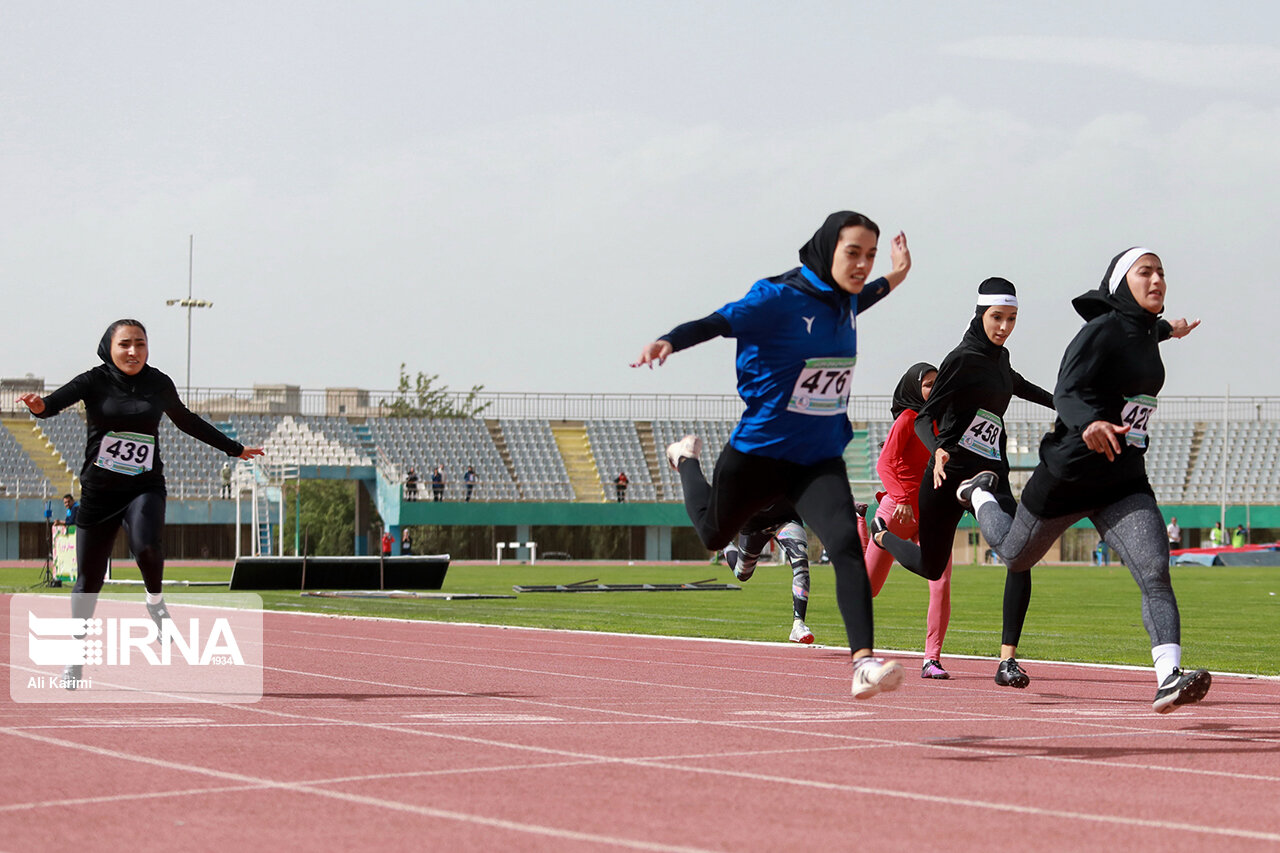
[856, 362, 954, 679]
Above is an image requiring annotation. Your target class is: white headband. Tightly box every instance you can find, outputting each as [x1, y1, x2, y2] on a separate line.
[976, 293, 1018, 307]
[1108, 246, 1156, 294]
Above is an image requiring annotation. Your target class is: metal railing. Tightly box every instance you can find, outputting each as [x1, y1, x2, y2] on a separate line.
[10, 385, 1280, 423]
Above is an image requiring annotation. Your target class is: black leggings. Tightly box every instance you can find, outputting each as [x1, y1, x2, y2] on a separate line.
[680, 444, 873, 652]
[71, 490, 166, 619]
[876, 458, 1033, 647]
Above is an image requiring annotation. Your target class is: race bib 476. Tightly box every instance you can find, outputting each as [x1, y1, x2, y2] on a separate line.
[787, 357, 855, 416]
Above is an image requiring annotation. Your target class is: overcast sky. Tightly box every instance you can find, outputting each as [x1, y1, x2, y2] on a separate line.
[3, 1, 1277, 401]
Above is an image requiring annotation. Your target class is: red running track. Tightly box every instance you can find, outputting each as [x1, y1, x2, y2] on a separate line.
[3, 600, 1279, 852]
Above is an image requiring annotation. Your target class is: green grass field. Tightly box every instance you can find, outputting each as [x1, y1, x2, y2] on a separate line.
[4, 562, 1277, 675]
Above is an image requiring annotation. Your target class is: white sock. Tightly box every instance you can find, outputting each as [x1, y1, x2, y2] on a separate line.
[146, 592, 164, 605]
[1152, 643, 1181, 684]
[971, 488, 998, 513]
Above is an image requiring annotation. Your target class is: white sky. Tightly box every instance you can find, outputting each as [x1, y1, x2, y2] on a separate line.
[3, 1, 1277, 399]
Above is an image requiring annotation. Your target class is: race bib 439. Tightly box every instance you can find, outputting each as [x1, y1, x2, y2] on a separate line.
[94, 432, 156, 476]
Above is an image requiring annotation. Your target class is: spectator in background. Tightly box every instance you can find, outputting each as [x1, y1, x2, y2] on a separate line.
[1209, 522, 1224, 548]
[402, 527, 413, 556]
[1166, 515, 1180, 566]
[1232, 524, 1247, 548]
[405, 468, 419, 501]
[220, 460, 233, 499]
[464, 465, 477, 502]
[381, 530, 393, 557]
[431, 465, 445, 501]
[1094, 538, 1110, 566]
[62, 494, 78, 526]
[614, 471, 629, 502]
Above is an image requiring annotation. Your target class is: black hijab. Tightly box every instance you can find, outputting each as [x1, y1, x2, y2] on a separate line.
[1072, 247, 1161, 327]
[890, 361, 937, 420]
[797, 210, 880, 290]
[959, 277, 1017, 359]
[97, 319, 162, 393]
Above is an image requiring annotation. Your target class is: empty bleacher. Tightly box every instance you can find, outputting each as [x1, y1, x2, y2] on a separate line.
[232, 415, 372, 468]
[501, 419, 574, 501]
[586, 420, 656, 501]
[4, 408, 1279, 505]
[0, 424, 52, 497]
[650, 420, 736, 503]
[367, 417, 517, 501]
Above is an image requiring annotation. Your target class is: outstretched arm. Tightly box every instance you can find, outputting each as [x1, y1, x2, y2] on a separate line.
[631, 312, 731, 369]
[1012, 371, 1055, 410]
[1159, 317, 1200, 341]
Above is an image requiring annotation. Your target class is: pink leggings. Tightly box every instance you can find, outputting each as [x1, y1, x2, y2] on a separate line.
[857, 496, 953, 660]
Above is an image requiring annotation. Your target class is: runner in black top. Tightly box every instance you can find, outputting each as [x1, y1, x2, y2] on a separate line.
[869, 278, 1054, 688]
[18, 319, 264, 687]
[958, 248, 1208, 713]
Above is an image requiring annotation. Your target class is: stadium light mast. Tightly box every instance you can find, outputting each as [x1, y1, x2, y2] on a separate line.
[165, 234, 213, 398]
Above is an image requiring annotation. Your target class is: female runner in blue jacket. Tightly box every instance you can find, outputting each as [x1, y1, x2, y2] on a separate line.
[634, 211, 910, 699]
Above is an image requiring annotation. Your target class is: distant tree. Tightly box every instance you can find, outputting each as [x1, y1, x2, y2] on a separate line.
[386, 363, 490, 419]
[284, 480, 355, 556]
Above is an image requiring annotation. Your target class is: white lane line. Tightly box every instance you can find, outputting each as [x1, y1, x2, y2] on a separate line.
[255, 610, 1280, 682]
[5, 615, 1278, 842]
[260, 662, 1280, 787]
[258, 639, 1280, 748]
[0, 726, 716, 853]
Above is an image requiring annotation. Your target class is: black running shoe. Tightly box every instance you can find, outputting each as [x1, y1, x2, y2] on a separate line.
[1153, 667, 1212, 714]
[921, 659, 950, 680]
[956, 471, 999, 511]
[146, 600, 172, 633]
[869, 515, 889, 547]
[995, 657, 1030, 688]
[854, 501, 869, 518]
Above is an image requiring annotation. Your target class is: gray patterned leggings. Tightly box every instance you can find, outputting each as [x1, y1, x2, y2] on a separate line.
[975, 491, 1180, 646]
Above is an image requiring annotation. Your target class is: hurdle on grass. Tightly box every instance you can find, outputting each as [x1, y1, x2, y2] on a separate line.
[496, 541, 537, 565]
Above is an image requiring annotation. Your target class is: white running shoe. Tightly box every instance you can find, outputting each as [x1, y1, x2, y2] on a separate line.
[851, 656, 903, 699]
[665, 434, 702, 470]
[789, 619, 814, 644]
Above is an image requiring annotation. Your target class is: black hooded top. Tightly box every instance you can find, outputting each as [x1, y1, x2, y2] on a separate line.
[914, 278, 1055, 473]
[33, 326, 245, 498]
[890, 361, 936, 420]
[1020, 248, 1174, 517]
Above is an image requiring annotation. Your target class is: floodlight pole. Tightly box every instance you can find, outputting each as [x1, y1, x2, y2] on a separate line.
[165, 235, 213, 398]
